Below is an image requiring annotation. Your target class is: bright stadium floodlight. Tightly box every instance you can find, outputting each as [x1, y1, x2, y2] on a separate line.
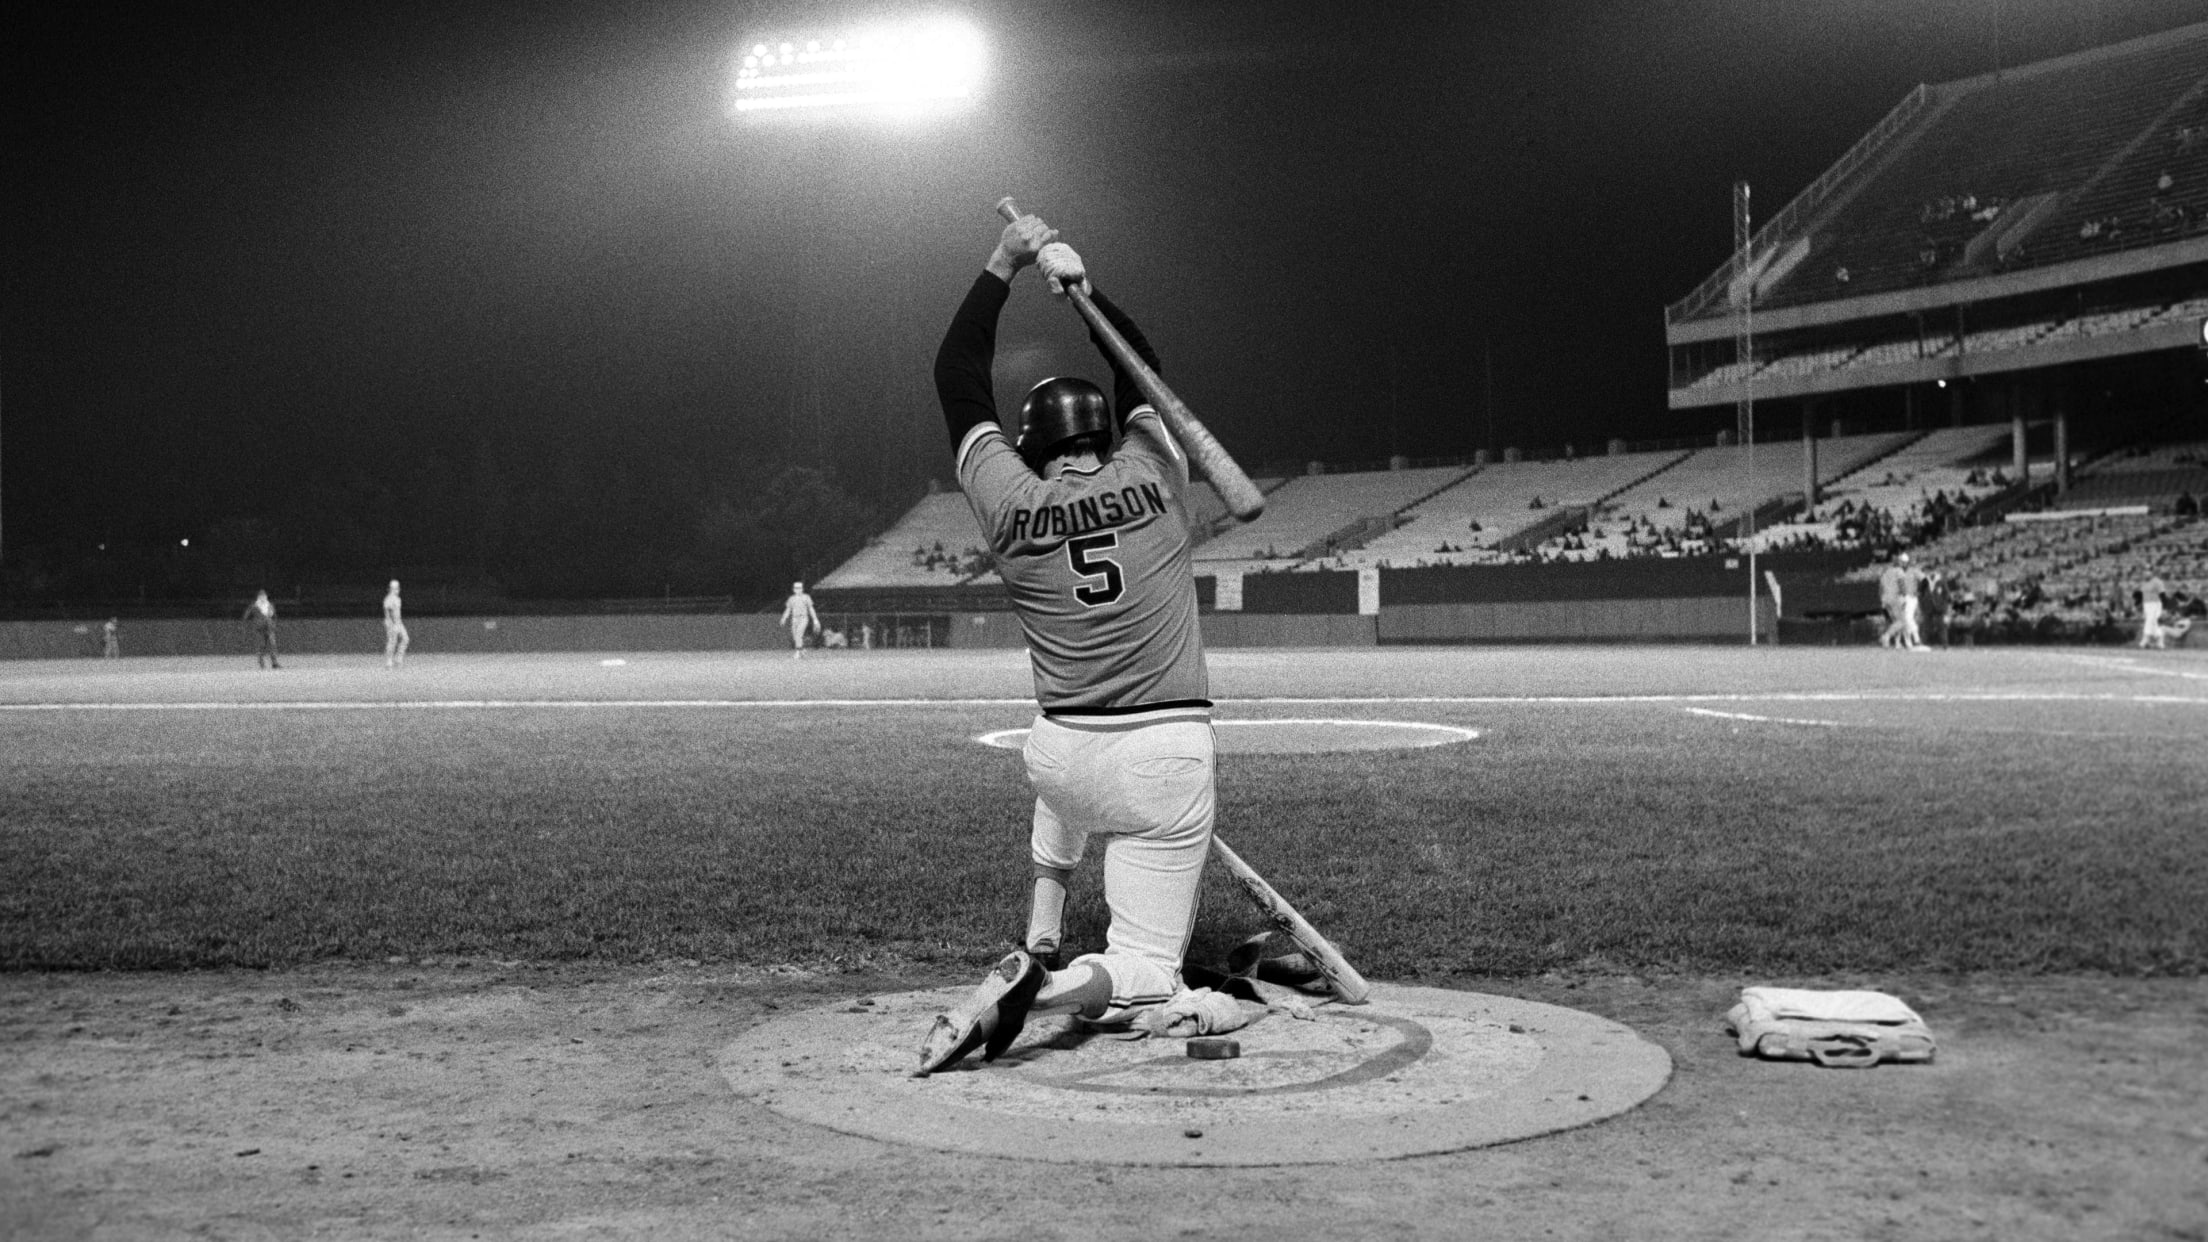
[730, 17, 986, 117]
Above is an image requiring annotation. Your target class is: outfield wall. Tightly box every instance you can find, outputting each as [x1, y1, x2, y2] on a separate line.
[27, 598, 2180, 658]
[0, 615, 795, 661]
[1204, 614, 1379, 646]
[4, 604, 1746, 658]
[1381, 598, 1775, 643]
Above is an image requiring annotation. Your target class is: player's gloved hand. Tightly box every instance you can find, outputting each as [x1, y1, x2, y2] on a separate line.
[1038, 242, 1089, 297]
[991, 215, 1058, 276]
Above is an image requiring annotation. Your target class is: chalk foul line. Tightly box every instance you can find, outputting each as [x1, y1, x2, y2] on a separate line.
[1, 691, 2204, 712]
[1681, 707, 1843, 727]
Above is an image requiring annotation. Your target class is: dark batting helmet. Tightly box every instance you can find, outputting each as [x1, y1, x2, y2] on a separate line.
[1016, 376, 1112, 467]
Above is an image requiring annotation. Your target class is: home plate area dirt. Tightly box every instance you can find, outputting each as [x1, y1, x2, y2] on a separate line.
[719, 982, 1670, 1165]
[2, 964, 2205, 1240]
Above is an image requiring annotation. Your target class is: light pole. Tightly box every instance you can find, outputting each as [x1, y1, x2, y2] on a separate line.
[1734, 180, 1758, 647]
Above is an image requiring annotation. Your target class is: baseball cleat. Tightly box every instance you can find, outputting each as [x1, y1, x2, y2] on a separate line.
[913, 949, 1045, 1078]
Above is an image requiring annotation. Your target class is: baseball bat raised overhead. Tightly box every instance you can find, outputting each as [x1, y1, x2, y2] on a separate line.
[1209, 836, 1371, 1005]
[994, 197, 1266, 522]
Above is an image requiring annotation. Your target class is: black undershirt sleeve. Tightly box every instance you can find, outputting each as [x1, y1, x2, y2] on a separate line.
[1084, 287, 1160, 431]
[933, 271, 1012, 453]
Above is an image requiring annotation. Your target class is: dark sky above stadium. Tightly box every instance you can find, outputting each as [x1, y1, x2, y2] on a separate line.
[8, 0, 2208, 553]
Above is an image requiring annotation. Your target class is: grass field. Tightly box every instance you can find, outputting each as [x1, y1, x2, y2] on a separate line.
[3, 645, 2204, 980]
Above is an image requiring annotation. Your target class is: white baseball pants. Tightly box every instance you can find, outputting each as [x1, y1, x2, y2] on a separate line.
[1022, 714, 1215, 1023]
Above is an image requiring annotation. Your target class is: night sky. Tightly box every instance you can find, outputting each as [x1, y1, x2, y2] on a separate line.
[8, 0, 2208, 597]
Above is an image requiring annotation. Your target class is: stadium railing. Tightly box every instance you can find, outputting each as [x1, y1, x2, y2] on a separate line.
[1668, 85, 1932, 324]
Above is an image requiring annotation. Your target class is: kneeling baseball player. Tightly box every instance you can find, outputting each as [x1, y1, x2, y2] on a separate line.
[915, 212, 1220, 1076]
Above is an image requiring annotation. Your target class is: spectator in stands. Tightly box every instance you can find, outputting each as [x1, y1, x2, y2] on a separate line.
[2176, 491, 2199, 518]
[2138, 571, 2170, 649]
[1948, 582, 1978, 646]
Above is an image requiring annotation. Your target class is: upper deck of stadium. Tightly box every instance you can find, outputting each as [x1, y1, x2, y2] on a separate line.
[1668, 20, 2208, 408]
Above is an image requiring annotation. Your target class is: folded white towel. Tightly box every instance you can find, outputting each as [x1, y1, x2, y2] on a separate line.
[1726, 986, 1936, 1067]
[1148, 987, 1253, 1039]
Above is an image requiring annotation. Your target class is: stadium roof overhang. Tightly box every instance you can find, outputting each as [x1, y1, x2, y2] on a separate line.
[1666, 235, 2208, 345]
[1666, 239, 2208, 409]
[1668, 313, 2203, 409]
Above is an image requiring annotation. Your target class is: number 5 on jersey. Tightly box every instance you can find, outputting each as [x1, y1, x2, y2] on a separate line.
[1066, 532, 1125, 606]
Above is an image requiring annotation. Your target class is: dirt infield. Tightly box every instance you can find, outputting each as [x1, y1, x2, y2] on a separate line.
[4, 962, 2203, 1240]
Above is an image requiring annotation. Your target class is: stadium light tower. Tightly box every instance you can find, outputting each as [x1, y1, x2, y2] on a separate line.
[729, 18, 987, 118]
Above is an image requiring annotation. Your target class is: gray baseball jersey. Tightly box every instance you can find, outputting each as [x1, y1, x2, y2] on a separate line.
[957, 411, 1209, 715]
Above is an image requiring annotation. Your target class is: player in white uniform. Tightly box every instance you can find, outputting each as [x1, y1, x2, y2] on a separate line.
[382, 580, 410, 667]
[1899, 557, 1926, 651]
[2139, 573, 2168, 648]
[1878, 553, 1916, 650]
[916, 216, 1219, 1076]
[779, 582, 820, 659]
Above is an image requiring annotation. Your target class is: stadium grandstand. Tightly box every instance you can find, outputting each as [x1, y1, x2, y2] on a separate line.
[815, 22, 2208, 646]
[1667, 19, 2208, 494]
[816, 490, 1001, 591]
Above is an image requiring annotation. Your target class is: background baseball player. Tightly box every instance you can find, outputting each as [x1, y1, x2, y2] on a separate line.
[243, 589, 281, 669]
[1899, 554, 1927, 651]
[916, 213, 1219, 1076]
[779, 581, 820, 659]
[382, 579, 410, 667]
[1878, 553, 1916, 650]
[2139, 571, 2169, 648]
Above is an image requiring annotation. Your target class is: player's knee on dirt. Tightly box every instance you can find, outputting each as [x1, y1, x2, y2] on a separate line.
[1033, 960, 1113, 1017]
[1065, 951, 1180, 1025]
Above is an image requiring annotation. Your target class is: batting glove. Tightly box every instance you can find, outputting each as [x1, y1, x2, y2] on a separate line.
[994, 215, 1056, 273]
[1038, 242, 1090, 297]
